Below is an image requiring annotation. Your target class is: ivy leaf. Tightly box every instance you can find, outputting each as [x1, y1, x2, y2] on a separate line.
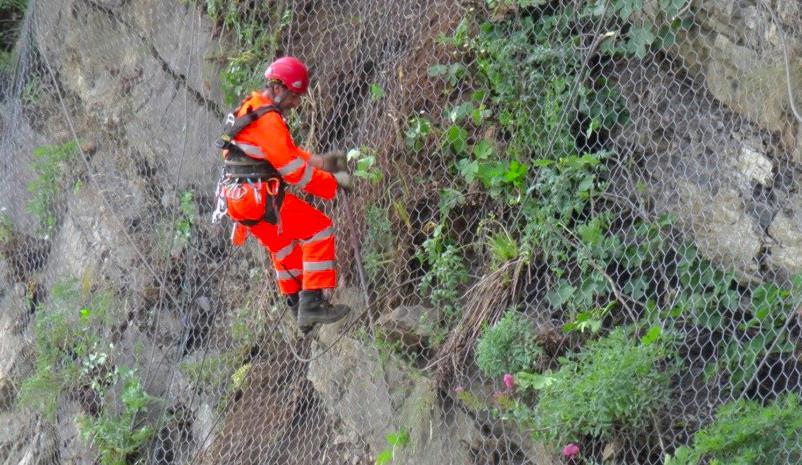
[445, 124, 469, 155]
[504, 160, 528, 186]
[545, 281, 575, 307]
[458, 158, 479, 183]
[448, 102, 474, 123]
[375, 449, 393, 465]
[628, 26, 655, 59]
[386, 430, 409, 447]
[370, 83, 385, 101]
[640, 326, 662, 346]
[473, 139, 494, 160]
[427, 64, 449, 76]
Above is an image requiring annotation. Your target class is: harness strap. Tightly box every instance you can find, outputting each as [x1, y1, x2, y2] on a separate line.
[216, 103, 280, 150]
[215, 102, 286, 228]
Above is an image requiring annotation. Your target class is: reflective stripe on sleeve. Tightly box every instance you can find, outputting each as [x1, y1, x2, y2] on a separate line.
[277, 158, 305, 176]
[234, 142, 264, 158]
[295, 164, 314, 189]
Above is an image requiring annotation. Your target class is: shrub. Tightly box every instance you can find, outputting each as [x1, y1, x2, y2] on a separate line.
[78, 367, 156, 465]
[666, 394, 802, 465]
[517, 326, 678, 444]
[18, 279, 113, 418]
[26, 141, 79, 235]
[475, 310, 542, 378]
[417, 222, 469, 323]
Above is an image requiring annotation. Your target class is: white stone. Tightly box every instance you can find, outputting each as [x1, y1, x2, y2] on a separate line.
[737, 145, 774, 186]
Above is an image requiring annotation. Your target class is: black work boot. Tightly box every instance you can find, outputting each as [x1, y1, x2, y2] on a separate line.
[286, 293, 300, 319]
[297, 289, 350, 331]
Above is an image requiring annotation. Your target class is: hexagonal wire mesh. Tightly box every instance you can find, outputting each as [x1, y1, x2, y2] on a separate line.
[1, 0, 802, 464]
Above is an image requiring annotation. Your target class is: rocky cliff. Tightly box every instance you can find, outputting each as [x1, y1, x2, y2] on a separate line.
[1, 0, 802, 464]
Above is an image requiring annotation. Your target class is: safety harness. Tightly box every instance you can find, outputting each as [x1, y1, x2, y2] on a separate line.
[213, 103, 285, 226]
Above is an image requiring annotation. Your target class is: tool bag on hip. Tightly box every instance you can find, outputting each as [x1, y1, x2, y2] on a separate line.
[213, 102, 284, 226]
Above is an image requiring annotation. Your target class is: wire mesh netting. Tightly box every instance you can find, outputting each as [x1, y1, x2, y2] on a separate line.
[1, 0, 802, 464]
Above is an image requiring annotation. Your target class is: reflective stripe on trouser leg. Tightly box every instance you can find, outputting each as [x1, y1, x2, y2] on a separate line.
[300, 233, 336, 289]
[273, 243, 302, 295]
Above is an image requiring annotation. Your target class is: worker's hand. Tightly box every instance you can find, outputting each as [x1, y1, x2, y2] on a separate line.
[333, 171, 353, 192]
[317, 150, 347, 173]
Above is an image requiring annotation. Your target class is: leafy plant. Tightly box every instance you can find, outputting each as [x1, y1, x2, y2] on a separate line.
[713, 278, 801, 394]
[404, 115, 433, 152]
[665, 394, 802, 465]
[175, 190, 197, 241]
[417, 222, 469, 323]
[0, 0, 26, 60]
[79, 367, 156, 465]
[347, 147, 383, 183]
[369, 83, 385, 101]
[18, 279, 117, 419]
[0, 212, 13, 244]
[26, 141, 79, 235]
[363, 205, 394, 288]
[375, 429, 410, 465]
[192, 0, 293, 105]
[514, 326, 678, 444]
[563, 302, 614, 334]
[179, 352, 241, 393]
[475, 310, 542, 378]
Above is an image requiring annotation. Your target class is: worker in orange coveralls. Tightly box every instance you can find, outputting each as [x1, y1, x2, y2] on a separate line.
[213, 56, 351, 331]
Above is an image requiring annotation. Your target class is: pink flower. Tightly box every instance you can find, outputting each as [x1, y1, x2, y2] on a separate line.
[562, 443, 580, 458]
[503, 373, 515, 391]
[453, 385, 464, 394]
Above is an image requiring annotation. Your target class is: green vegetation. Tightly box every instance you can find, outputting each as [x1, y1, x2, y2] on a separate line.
[513, 326, 678, 445]
[347, 147, 383, 184]
[417, 222, 469, 323]
[0, 213, 13, 244]
[78, 367, 156, 465]
[363, 205, 394, 290]
[0, 0, 26, 72]
[18, 279, 117, 418]
[475, 310, 542, 378]
[26, 141, 79, 235]
[189, 0, 292, 105]
[155, 189, 198, 257]
[375, 429, 410, 465]
[18, 278, 156, 464]
[666, 394, 802, 465]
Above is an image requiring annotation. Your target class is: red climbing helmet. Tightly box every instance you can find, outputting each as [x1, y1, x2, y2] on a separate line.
[264, 56, 309, 95]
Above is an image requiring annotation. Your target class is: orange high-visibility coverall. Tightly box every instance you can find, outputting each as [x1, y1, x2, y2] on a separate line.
[225, 92, 339, 294]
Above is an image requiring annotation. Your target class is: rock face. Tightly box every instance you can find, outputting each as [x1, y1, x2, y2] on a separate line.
[673, 0, 802, 136]
[609, 0, 802, 279]
[4, 0, 802, 465]
[767, 193, 802, 277]
[0, 416, 59, 465]
[0, 283, 31, 410]
[307, 332, 485, 465]
[377, 304, 440, 349]
[32, 0, 222, 190]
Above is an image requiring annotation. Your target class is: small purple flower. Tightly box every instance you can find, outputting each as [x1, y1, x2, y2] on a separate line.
[562, 443, 580, 458]
[453, 385, 464, 394]
[503, 373, 515, 391]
